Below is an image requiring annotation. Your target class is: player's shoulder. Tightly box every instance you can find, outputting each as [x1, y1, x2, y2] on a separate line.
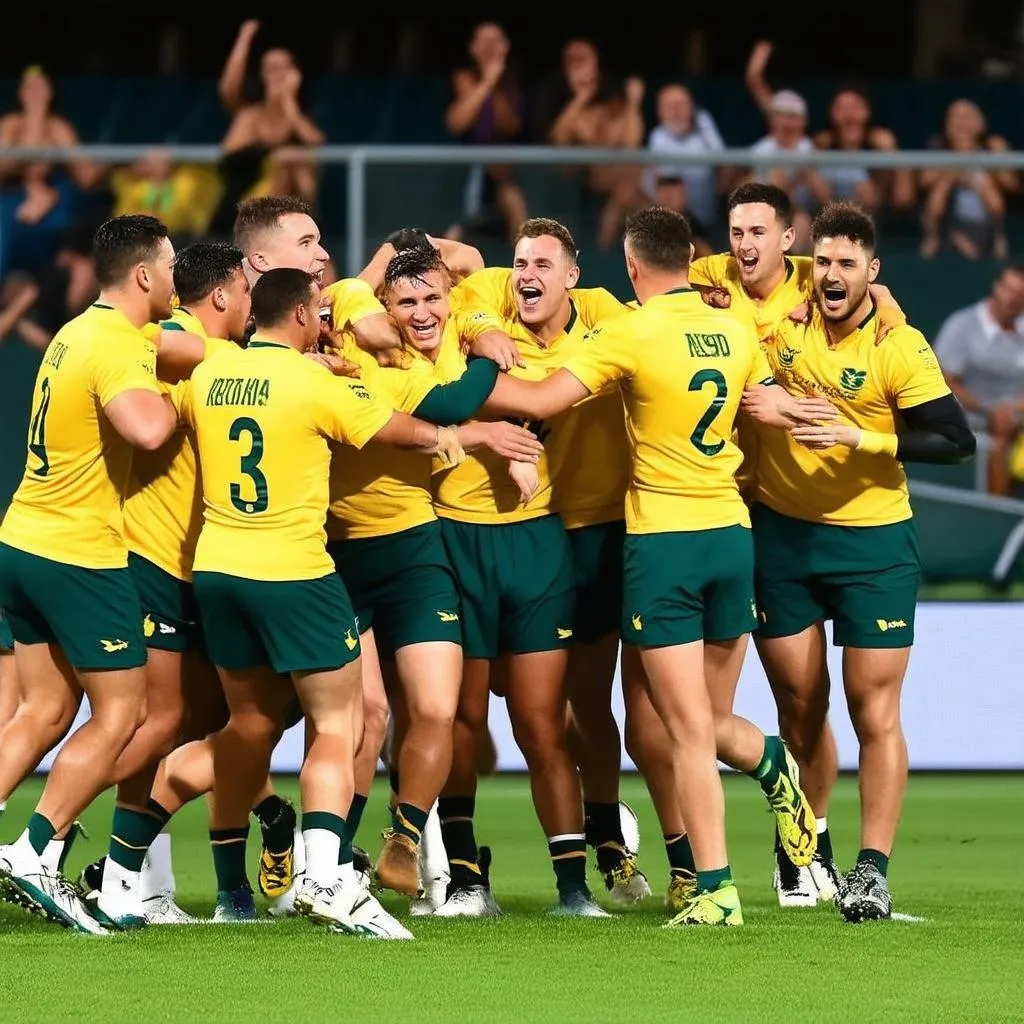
[323, 276, 372, 301]
[689, 251, 732, 285]
[877, 321, 929, 360]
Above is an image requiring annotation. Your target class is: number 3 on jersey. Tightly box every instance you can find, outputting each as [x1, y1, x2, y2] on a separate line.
[688, 369, 727, 456]
[28, 377, 53, 477]
[229, 416, 268, 514]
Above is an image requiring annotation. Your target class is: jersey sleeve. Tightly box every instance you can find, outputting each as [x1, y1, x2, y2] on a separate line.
[326, 277, 387, 328]
[313, 373, 395, 449]
[91, 331, 162, 406]
[883, 327, 952, 409]
[169, 379, 194, 426]
[687, 255, 719, 288]
[562, 320, 637, 393]
[571, 287, 631, 325]
[371, 364, 437, 415]
[453, 307, 505, 342]
[450, 267, 513, 318]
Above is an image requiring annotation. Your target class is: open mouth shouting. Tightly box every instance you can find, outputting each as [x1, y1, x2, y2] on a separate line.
[821, 283, 847, 313]
[518, 285, 543, 312]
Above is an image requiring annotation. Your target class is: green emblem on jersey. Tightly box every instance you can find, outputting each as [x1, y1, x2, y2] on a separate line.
[840, 367, 867, 391]
[778, 346, 799, 367]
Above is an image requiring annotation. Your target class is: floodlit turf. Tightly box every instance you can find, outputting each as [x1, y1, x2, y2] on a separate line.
[1, 773, 1022, 1023]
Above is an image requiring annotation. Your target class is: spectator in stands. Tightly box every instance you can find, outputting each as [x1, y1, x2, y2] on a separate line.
[742, 42, 832, 253]
[110, 149, 219, 244]
[648, 176, 713, 258]
[545, 39, 645, 248]
[641, 84, 724, 234]
[932, 263, 1024, 495]
[0, 66, 104, 282]
[812, 84, 916, 214]
[0, 224, 97, 351]
[208, 20, 325, 236]
[919, 99, 1018, 260]
[444, 22, 527, 246]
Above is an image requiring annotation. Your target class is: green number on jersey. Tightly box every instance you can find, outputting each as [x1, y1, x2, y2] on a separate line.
[688, 368, 727, 456]
[229, 416, 269, 514]
[28, 377, 52, 477]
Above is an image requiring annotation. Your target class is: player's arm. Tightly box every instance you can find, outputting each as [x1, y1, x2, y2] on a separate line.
[739, 331, 838, 427]
[150, 327, 207, 383]
[483, 369, 591, 421]
[94, 339, 178, 450]
[413, 358, 501, 424]
[429, 236, 485, 281]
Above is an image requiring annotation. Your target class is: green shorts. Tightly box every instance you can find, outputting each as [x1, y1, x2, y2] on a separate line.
[193, 571, 361, 674]
[128, 552, 203, 654]
[327, 521, 461, 656]
[0, 542, 146, 670]
[440, 514, 575, 659]
[568, 520, 625, 644]
[0, 610, 12, 652]
[751, 503, 920, 649]
[621, 526, 757, 648]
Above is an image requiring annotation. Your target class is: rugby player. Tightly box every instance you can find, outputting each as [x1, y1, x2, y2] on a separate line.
[177, 267, 466, 934]
[325, 246, 544, 904]
[0, 216, 193, 933]
[484, 207, 826, 925]
[741, 201, 975, 921]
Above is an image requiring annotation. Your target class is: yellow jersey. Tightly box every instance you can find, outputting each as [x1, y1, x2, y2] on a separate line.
[689, 254, 814, 341]
[756, 309, 950, 527]
[448, 268, 631, 528]
[123, 309, 236, 581]
[177, 337, 394, 582]
[327, 315, 482, 541]
[0, 303, 161, 569]
[322, 277, 387, 330]
[563, 289, 772, 535]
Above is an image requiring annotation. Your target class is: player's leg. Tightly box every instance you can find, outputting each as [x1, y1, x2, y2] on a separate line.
[349, 626, 388, 872]
[620, 644, 693, 910]
[830, 520, 920, 922]
[752, 503, 838, 904]
[499, 516, 603, 916]
[0, 616, 18, 735]
[433, 518, 502, 917]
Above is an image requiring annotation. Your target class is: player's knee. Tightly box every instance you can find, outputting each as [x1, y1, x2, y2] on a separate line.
[511, 715, 564, 767]
[19, 689, 79, 736]
[361, 692, 390, 746]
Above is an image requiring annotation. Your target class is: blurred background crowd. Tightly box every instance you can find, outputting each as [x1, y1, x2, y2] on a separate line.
[2, 3, 1024, 532]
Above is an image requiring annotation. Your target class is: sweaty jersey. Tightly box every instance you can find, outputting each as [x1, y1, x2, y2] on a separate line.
[124, 308, 236, 581]
[563, 289, 773, 535]
[756, 309, 950, 526]
[327, 313, 487, 541]
[322, 276, 388, 331]
[0, 302, 161, 569]
[177, 337, 393, 581]
[446, 267, 631, 527]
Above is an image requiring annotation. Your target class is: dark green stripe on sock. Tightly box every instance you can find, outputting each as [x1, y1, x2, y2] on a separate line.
[388, 767, 400, 798]
[146, 799, 172, 826]
[857, 848, 889, 877]
[665, 832, 696, 875]
[302, 811, 346, 840]
[27, 813, 56, 856]
[393, 802, 428, 844]
[549, 836, 587, 895]
[438, 796, 480, 885]
[210, 826, 249, 892]
[344, 793, 368, 846]
[696, 866, 732, 894]
[109, 807, 165, 872]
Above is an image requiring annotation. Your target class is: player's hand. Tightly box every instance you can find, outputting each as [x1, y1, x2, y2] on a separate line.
[435, 426, 466, 468]
[508, 459, 540, 507]
[790, 423, 860, 450]
[238, 20, 260, 42]
[749, 40, 774, 71]
[374, 346, 413, 369]
[478, 422, 544, 462]
[467, 329, 525, 370]
[740, 386, 837, 428]
[869, 283, 906, 345]
[699, 286, 731, 309]
[788, 301, 811, 324]
[305, 351, 361, 377]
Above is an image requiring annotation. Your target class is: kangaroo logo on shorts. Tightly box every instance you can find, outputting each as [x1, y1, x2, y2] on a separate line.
[436, 610, 459, 623]
[630, 613, 643, 632]
[876, 618, 907, 632]
[839, 367, 867, 392]
[143, 615, 155, 639]
[100, 639, 128, 653]
[344, 629, 358, 651]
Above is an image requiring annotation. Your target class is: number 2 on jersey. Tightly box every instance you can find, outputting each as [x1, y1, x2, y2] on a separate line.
[28, 377, 52, 477]
[229, 416, 268, 514]
[688, 369, 727, 456]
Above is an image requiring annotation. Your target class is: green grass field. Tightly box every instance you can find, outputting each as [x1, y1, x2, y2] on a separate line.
[2, 773, 1022, 1023]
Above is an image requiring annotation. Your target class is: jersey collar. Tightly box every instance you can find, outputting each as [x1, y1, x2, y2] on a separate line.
[248, 335, 294, 351]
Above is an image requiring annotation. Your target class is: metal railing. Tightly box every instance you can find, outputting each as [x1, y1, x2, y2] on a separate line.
[5, 144, 1024, 275]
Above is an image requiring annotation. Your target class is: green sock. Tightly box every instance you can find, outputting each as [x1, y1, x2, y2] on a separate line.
[109, 805, 169, 872]
[438, 796, 481, 886]
[392, 802, 428, 845]
[58, 821, 87, 874]
[549, 835, 588, 896]
[752, 735, 787, 793]
[664, 832, 696, 876]
[818, 823, 835, 863]
[857, 848, 889, 877]
[253, 795, 295, 855]
[344, 793, 368, 846]
[696, 865, 733, 894]
[210, 826, 249, 892]
[27, 813, 55, 856]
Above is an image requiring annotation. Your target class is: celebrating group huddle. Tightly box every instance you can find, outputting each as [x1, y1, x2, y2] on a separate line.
[0, 183, 975, 938]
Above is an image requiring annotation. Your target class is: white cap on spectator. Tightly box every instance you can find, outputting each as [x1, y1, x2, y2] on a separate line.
[769, 90, 807, 117]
